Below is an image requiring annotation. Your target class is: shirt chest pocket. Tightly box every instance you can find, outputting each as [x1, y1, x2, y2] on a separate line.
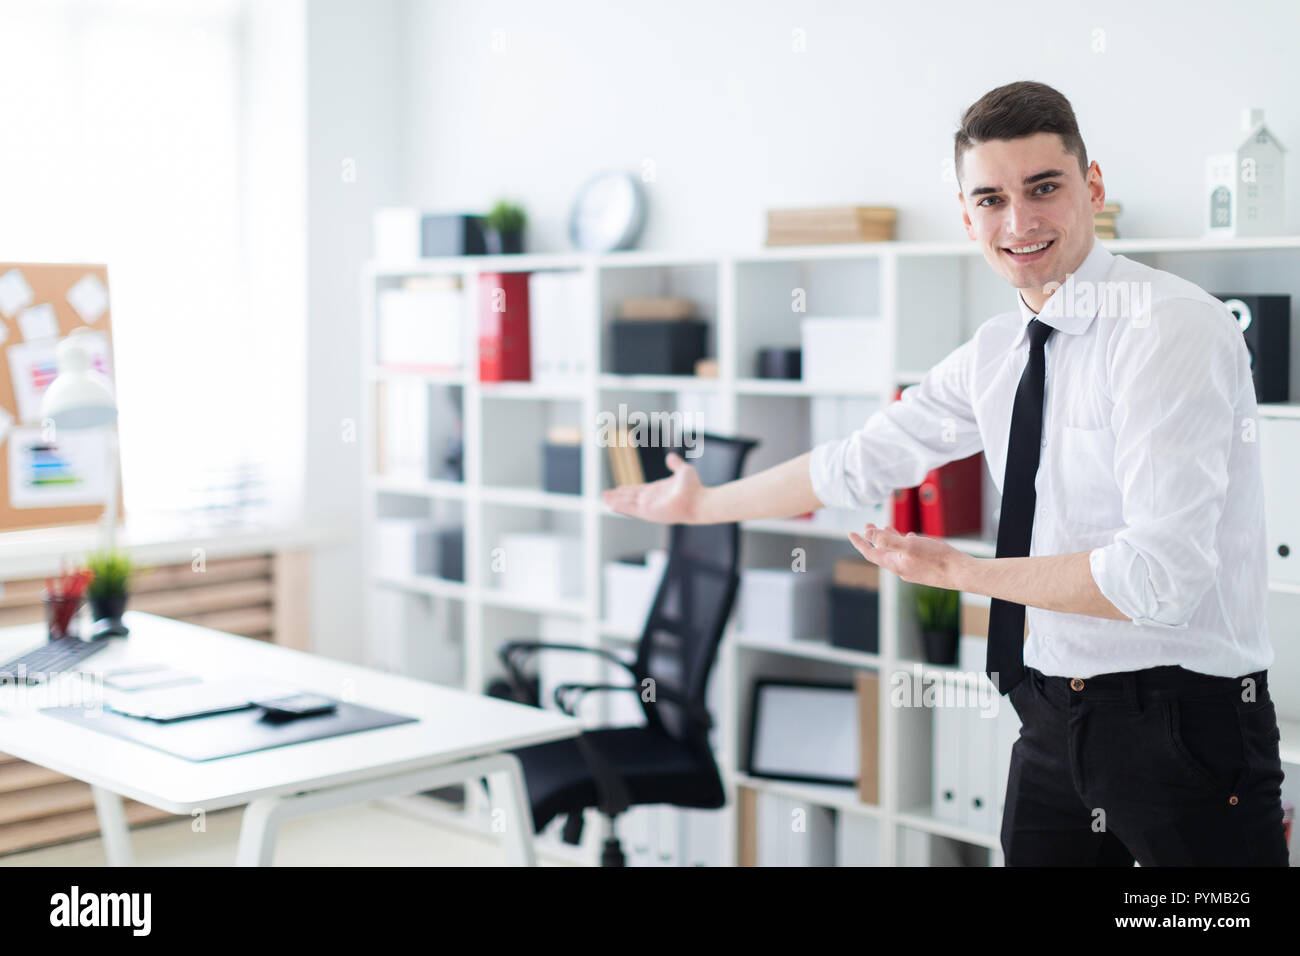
[1057, 425, 1124, 529]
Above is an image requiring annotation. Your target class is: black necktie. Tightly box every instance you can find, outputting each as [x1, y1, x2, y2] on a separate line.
[986, 317, 1055, 696]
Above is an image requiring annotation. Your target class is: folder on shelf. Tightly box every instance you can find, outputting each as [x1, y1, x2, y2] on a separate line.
[856, 671, 880, 805]
[889, 388, 923, 533]
[962, 702, 999, 834]
[478, 272, 531, 382]
[932, 677, 963, 826]
[918, 452, 984, 538]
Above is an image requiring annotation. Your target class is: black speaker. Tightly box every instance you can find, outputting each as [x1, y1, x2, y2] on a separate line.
[1213, 293, 1290, 404]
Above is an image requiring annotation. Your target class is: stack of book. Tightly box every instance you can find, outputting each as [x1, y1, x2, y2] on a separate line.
[765, 205, 896, 245]
[619, 296, 694, 320]
[1094, 202, 1121, 239]
[605, 428, 679, 487]
[606, 428, 645, 487]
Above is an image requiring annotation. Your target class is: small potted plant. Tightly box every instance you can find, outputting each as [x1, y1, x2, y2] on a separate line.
[915, 584, 960, 665]
[85, 549, 135, 638]
[484, 199, 527, 254]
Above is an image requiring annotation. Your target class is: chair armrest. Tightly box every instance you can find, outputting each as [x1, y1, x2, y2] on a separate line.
[497, 640, 635, 707]
[551, 682, 637, 717]
[551, 681, 713, 731]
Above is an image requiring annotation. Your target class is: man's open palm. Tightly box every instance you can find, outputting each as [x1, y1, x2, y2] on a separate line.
[601, 452, 703, 524]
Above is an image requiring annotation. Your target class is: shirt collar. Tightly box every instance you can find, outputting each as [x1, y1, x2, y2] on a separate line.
[1013, 237, 1115, 347]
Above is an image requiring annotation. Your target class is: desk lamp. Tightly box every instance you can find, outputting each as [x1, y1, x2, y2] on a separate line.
[39, 328, 125, 638]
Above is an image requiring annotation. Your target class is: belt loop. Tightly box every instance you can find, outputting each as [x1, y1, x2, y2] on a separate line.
[1124, 671, 1142, 714]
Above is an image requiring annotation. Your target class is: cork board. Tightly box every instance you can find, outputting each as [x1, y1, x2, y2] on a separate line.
[0, 263, 124, 531]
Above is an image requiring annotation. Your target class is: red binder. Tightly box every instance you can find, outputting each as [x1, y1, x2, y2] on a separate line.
[478, 272, 531, 382]
[889, 387, 922, 533]
[918, 452, 984, 538]
[892, 485, 921, 533]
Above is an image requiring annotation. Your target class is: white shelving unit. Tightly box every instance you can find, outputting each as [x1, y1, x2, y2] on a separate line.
[361, 235, 1300, 866]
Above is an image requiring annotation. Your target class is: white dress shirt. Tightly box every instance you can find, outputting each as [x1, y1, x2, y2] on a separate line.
[810, 237, 1272, 679]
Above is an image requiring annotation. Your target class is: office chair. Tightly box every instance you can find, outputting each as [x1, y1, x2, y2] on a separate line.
[499, 432, 758, 866]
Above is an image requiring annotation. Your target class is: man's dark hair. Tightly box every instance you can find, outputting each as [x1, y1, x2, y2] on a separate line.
[954, 81, 1089, 188]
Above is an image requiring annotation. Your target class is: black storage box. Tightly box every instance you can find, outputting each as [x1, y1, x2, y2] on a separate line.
[610, 319, 708, 375]
[542, 442, 582, 495]
[420, 214, 488, 257]
[757, 347, 802, 379]
[437, 526, 464, 582]
[829, 585, 879, 653]
[1212, 293, 1290, 403]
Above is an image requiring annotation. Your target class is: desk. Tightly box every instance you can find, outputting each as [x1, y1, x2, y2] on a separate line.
[0, 611, 578, 866]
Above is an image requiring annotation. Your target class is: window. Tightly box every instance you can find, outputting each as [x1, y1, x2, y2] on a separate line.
[0, 0, 304, 526]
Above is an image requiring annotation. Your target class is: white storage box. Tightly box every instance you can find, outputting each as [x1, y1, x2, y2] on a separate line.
[497, 532, 583, 602]
[373, 207, 421, 262]
[374, 518, 438, 578]
[603, 549, 668, 634]
[736, 568, 829, 642]
[801, 317, 889, 391]
[378, 279, 464, 372]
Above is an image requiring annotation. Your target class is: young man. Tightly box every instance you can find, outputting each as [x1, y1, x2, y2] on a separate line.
[602, 81, 1289, 867]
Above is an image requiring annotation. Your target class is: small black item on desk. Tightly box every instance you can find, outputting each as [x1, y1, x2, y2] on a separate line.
[258, 694, 339, 721]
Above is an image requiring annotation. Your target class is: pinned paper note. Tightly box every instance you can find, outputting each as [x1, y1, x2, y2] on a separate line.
[18, 303, 58, 342]
[0, 408, 12, 449]
[6, 331, 114, 424]
[0, 269, 34, 318]
[6, 340, 58, 423]
[7, 425, 110, 508]
[66, 273, 109, 324]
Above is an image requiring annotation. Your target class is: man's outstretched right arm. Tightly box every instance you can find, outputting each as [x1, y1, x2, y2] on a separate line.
[601, 450, 824, 525]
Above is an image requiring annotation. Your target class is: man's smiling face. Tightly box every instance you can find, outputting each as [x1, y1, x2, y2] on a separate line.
[958, 131, 1105, 312]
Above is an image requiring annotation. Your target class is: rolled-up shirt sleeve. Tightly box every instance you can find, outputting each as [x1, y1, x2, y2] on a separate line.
[809, 338, 983, 510]
[1089, 297, 1244, 628]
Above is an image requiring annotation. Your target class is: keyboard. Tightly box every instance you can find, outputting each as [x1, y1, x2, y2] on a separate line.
[0, 636, 109, 684]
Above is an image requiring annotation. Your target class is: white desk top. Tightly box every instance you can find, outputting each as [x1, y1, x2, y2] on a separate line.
[0, 611, 578, 813]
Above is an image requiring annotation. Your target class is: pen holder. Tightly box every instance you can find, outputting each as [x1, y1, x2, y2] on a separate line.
[44, 593, 84, 641]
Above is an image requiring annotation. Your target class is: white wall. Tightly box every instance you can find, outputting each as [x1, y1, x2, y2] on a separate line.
[305, 0, 405, 662]
[304, 0, 1300, 662]
[399, 0, 1300, 248]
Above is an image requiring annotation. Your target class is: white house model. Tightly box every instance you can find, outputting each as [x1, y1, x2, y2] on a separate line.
[1207, 108, 1287, 237]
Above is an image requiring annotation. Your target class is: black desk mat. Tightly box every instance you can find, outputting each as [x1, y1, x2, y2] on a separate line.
[41, 700, 418, 761]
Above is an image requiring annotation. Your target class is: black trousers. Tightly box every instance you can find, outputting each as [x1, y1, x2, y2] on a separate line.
[1001, 665, 1289, 866]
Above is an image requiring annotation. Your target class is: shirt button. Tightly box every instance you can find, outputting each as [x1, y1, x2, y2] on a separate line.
[1070, 678, 1085, 691]
[1229, 795, 1239, 806]
[1041, 438, 1047, 447]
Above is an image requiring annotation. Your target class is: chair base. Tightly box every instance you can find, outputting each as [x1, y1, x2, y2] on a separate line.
[601, 836, 626, 867]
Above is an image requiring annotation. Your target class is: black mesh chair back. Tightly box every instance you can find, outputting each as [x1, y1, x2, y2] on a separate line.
[631, 433, 757, 744]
